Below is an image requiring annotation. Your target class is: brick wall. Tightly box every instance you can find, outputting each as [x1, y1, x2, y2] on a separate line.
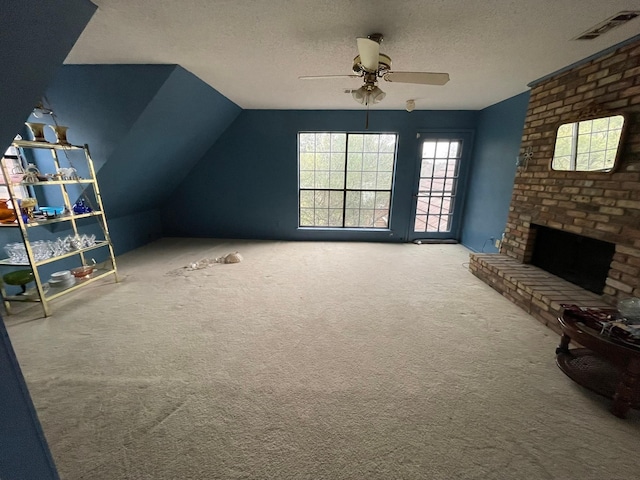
[502, 39, 640, 305]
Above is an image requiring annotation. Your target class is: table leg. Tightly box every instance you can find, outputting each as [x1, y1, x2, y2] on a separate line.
[555, 333, 571, 355]
[0, 282, 11, 316]
[611, 358, 640, 419]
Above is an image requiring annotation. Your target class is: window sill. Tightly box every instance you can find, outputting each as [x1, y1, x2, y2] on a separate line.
[297, 227, 392, 232]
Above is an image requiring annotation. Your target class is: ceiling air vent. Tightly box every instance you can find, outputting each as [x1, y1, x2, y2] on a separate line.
[574, 11, 640, 40]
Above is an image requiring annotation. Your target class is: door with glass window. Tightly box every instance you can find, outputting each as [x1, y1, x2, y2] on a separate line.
[409, 132, 472, 241]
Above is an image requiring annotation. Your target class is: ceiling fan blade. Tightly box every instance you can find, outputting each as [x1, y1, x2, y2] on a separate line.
[356, 37, 380, 72]
[383, 71, 450, 85]
[299, 75, 361, 80]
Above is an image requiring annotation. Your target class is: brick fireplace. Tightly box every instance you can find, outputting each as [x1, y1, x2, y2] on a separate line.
[470, 38, 640, 334]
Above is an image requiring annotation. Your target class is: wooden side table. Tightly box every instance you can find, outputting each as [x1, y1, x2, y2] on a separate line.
[556, 306, 640, 418]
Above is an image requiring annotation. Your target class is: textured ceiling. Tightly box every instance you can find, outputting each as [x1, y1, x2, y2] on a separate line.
[67, 0, 640, 110]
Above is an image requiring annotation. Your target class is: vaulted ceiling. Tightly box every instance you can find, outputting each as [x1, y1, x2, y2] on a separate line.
[68, 0, 640, 110]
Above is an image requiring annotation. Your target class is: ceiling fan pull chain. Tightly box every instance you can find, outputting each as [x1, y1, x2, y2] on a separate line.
[365, 103, 370, 130]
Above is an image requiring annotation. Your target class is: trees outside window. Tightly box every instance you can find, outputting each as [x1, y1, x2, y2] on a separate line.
[299, 132, 397, 228]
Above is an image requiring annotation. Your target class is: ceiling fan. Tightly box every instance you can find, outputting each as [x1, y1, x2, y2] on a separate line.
[299, 33, 450, 107]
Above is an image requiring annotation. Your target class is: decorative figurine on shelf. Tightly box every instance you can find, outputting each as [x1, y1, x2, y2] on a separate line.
[10, 165, 25, 183]
[0, 199, 17, 224]
[24, 122, 46, 142]
[20, 197, 37, 221]
[57, 167, 78, 180]
[22, 163, 48, 183]
[72, 198, 92, 214]
[48, 125, 70, 145]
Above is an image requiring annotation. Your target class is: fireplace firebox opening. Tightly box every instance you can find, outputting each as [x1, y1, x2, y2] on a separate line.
[530, 224, 615, 295]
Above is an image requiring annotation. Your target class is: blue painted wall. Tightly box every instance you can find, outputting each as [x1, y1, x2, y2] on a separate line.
[459, 91, 530, 253]
[163, 109, 479, 241]
[96, 66, 242, 218]
[107, 209, 163, 255]
[0, 2, 96, 479]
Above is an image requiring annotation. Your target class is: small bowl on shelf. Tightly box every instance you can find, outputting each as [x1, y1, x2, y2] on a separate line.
[48, 277, 75, 289]
[70, 265, 95, 279]
[39, 206, 65, 218]
[50, 270, 71, 281]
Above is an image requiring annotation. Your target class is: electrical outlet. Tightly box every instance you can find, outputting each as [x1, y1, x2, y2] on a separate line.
[494, 238, 501, 249]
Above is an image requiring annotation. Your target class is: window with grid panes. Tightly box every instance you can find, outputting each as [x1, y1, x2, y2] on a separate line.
[551, 115, 625, 172]
[298, 132, 397, 228]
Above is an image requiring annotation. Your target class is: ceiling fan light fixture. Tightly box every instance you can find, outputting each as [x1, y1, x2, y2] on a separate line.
[351, 86, 367, 104]
[352, 85, 386, 106]
[369, 86, 386, 104]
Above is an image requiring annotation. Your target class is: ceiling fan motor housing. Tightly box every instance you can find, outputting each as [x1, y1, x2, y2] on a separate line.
[352, 53, 392, 75]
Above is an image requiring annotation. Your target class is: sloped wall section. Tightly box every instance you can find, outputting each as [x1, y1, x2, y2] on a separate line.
[0, 0, 96, 151]
[40, 64, 176, 171]
[41, 65, 242, 220]
[95, 66, 242, 219]
[28, 64, 242, 253]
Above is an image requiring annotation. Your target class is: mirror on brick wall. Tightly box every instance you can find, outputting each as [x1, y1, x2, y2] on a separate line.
[551, 114, 626, 172]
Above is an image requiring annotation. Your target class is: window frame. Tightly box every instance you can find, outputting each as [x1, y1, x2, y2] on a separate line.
[297, 131, 398, 230]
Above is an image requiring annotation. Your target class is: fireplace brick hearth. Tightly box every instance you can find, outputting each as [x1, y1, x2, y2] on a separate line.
[470, 254, 610, 335]
[470, 38, 640, 329]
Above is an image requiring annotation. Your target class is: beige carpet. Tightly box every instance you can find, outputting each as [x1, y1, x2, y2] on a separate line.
[4, 238, 639, 479]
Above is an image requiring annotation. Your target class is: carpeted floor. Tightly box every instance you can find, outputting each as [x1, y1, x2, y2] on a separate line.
[4, 238, 639, 479]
